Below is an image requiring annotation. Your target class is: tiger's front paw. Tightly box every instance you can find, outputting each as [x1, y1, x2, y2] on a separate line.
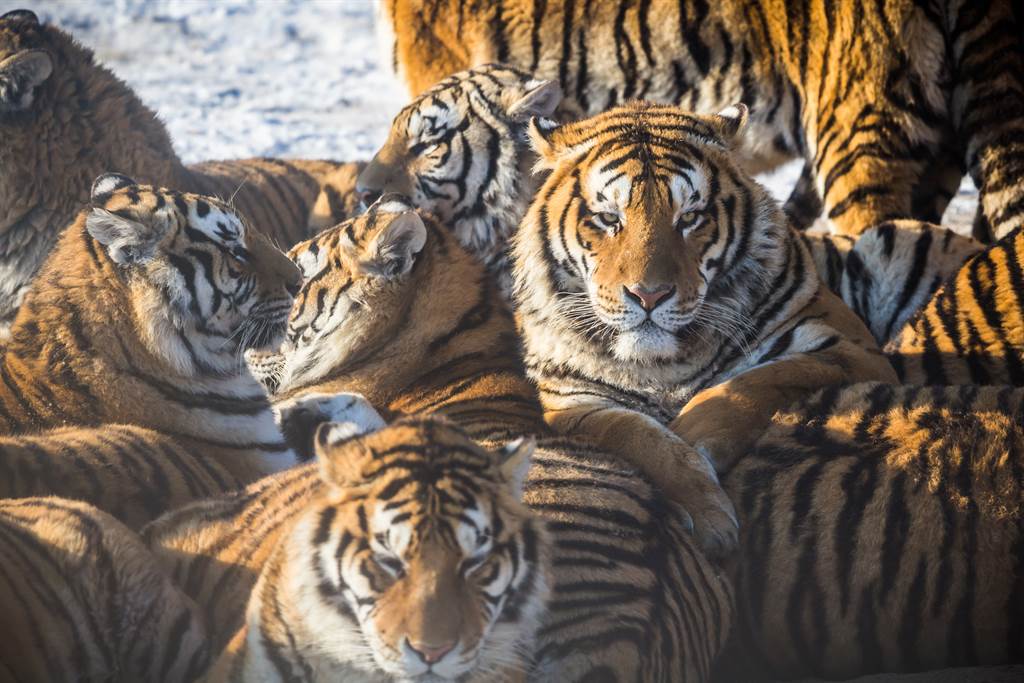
[659, 445, 739, 560]
[274, 392, 385, 461]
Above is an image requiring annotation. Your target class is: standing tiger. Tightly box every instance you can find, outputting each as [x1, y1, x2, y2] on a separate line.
[357, 63, 982, 343]
[380, 0, 1024, 241]
[886, 225, 1024, 386]
[723, 382, 1024, 680]
[146, 198, 733, 682]
[512, 102, 896, 553]
[0, 174, 301, 522]
[193, 418, 549, 683]
[0, 496, 209, 682]
[0, 9, 363, 340]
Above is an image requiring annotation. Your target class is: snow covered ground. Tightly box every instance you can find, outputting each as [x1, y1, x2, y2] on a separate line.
[39, 0, 977, 229]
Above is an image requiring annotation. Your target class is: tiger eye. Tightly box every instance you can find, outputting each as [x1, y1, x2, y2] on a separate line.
[679, 211, 698, 225]
[594, 211, 620, 228]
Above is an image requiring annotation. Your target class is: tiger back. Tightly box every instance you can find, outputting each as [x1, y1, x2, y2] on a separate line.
[147, 199, 733, 682]
[724, 382, 1024, 679]
[0, 496, 209, 682]
[0, 174, 300, 495]
[381, 0, 1024, 241]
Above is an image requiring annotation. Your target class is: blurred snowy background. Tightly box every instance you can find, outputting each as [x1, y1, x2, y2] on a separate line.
[34, 0, 977, 228]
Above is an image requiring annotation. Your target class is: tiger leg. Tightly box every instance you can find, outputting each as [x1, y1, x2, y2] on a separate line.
[948, 0, 1024, 241]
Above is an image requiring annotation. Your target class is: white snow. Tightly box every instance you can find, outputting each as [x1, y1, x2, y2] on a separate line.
[39, 0, 977, 231]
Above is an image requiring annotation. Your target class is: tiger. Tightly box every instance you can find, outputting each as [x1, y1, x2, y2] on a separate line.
[381, 0, 1024, 243]
[721, 381, 1024, 680]
[357, 63, 982, 343]
[512, 101, 897, 554]
[0, 496, 209, 682]
[145, 197, 733, 682]
[0, 9, 363, 341]
[885, 225, 1024, 386]
[0, 174, 301, 498]
[192, 417, 549, 683]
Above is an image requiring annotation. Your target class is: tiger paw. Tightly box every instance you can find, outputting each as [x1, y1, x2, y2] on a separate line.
[274, 392, 385, 461]
[658, 445, 739, 560]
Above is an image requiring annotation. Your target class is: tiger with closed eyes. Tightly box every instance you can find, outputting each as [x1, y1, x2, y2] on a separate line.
[381, 0, 1024, 242]
[146, 198, 732, 682]
[193, 418, 549, 683]
[0, 9, 362, 340]
[0, 173, 302, 523]
[512, 102, 897, 552]
[358, 64, 982, 343]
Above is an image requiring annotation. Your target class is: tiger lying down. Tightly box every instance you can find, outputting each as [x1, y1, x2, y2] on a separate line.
[149, 194, 1023, 681]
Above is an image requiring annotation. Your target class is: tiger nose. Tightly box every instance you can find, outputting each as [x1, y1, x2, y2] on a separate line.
[624, 284, 675, 311]
[284, 279, 301, 297]
[408, 639, 456, 664]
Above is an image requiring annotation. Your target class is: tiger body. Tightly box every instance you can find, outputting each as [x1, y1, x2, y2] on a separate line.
[725, 382, 1024, 679]
[0, 176, 301, 513]
[382, 0, 1024, 241]
[886, 226, 1024, 385]
[146, 199, 733, 682]
[0, 424, 242, 529]
[359, 64, 982, 343]
[512, 102, 896, 554]
[0, 496, 209, 682]
[0, 10, 362, 339]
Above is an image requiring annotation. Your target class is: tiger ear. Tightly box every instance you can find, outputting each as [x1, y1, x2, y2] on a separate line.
[526, 116, 564, 170]
[497, 437, 534, 500]
[506, 79, 563, 121]
[315, 422, 375, 488]
[0, 49, 53, 111]
[86, 174, 169, 266]
[361, 211, 427, 279]
[706, 104, 748, 145]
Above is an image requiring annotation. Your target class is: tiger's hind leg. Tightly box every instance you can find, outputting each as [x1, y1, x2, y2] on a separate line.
[949, 0, 1024, 241]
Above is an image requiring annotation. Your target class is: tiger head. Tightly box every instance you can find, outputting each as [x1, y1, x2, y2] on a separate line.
[514, 102, 788, 364]
[356, 64, 562, 275]
[293, 417, 548, 680]
[84, 173, 301, 375]
[0, 10, 52, 116]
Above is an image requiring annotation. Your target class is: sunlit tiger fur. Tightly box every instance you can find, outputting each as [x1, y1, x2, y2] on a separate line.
[0, 9, 362, 340]
[0, 496, 209, 682]
[885, 226, 1024, 386]
[0, 175, 301, 494]
[513, 102, 896, 554]
[190, 418, 548, 683]
[146, 198, 733, 682]
[0, 424, 241, 529]
[382, 0, 1024, 241]
[801, 221, 982, 344]
[359, 64, 982, 343]
[723, 382, 1024, 680]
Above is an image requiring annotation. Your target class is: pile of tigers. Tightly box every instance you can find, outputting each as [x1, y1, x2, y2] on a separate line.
[1, 2, 1023, 681]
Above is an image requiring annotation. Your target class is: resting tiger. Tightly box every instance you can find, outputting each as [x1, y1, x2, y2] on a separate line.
[146, 198, 732, 682]
[192, 418, 549, 683]
[0, 174, 301, 518]
[886, 225, 1024, 386]
[723, 382, 1024, 680]
[0, 9, 363, 340]
[381, 0, 1024, 241]
[0, 496, 209, 682]
[357, 63, 981, 343]
[512, 101, 897, 553]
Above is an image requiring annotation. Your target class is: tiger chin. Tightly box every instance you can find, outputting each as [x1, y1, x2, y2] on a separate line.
[199, 418, 550, 683]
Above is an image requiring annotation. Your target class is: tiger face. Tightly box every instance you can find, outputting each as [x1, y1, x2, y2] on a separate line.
[356, 64, 561, 270]
[0, 10, 52, 116]
[86, 173, 301, 375]
[517, 102, 785, 363]
[280, 195, 431, 389]
[302, 418, 547, 680]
